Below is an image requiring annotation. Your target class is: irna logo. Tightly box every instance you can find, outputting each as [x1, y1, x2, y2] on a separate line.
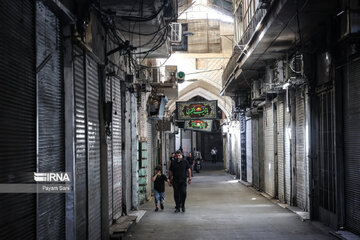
[34, 172, 71, 182]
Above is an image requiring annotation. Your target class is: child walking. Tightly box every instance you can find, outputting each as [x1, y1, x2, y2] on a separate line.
[152, 165, 169, 211]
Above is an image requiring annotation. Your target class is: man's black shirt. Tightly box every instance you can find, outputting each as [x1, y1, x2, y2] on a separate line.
[154, 174, 167, 192]
[170, 159, 190, 183]
[187, 156, 194, 166]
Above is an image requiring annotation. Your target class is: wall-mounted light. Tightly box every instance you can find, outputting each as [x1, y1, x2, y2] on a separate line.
[282, 82, 291, 89]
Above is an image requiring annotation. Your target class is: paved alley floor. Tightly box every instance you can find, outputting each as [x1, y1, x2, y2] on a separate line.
[125, 162, 335, 240]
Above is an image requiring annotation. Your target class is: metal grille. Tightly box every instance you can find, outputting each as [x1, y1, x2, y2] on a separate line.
[86, 55, 101, 240]
[36, 2, 65, 239]
[73, 46, 87, 240]
[277, 101, 285, 202]
[344, 59, 360, 235]
[264, 104, 275, 197]
[0, 1, 36, 239]
[295, 89, 307, 211]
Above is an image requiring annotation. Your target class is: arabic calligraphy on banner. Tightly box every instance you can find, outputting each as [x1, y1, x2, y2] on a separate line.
[184, 120, 213, 132]
[177, 100, 217, 120]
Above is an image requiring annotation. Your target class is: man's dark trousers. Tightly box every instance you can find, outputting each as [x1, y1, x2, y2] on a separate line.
[211, 154, 216, 163]
[173, 181, 187, 209]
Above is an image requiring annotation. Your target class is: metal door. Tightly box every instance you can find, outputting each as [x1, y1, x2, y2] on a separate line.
[240, 115, 247, 181]
[86, 54, 101, 240]
[36, 2, 65, 238]
[246, 117, 252, 184]
[343, 59, 360, 235]
[295, 88, 307, 210]
[285, 93, 291, 204]
[277, 100, 285, 202]
[105, 77, 113, 225]
[315, 87, 337, 228]
[0, 1, 36, 239]
[73, 45, 87, 240]
[264, 104, 275, 197]
[106, 76, 123, 223]
[252, 118, 260, 189]
[73, 46, 101, 240]
[112, 77, 123, 220]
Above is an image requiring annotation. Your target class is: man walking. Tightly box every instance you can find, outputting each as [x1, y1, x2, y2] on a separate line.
[169, 150, 191, 213]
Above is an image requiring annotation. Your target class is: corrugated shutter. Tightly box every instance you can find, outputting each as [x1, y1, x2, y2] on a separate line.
[344, 59, 360, 235]
[0, 1, 36, 239]
[264, 104, 275, 196]
[259, 114, 265, 191]
[277, 101, 285, 202]
[285, 98, 291, 203]
[105, 77, 113, 225]
[316, 87, 336, 227]
[112, 77, 122, 219]
[246, 118, 252, 183]
[73, 45, 87, 240]
[240, 115, 247, 181]
[86, 54, 101, 240]
[252, 118, 260, 189]
[295, 88, 307, 210]
[36, 2, 65, 239]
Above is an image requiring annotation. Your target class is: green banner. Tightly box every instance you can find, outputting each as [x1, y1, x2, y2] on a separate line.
[184, 120, 213, 132]
[177, 100, 217, 120]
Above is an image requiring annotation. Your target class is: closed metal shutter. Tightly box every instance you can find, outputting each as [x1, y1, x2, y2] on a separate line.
[264, 104, 275, 196]
[344, 59, 360, 235]
[36, 2, 65, 239]
[316, 87, 336, 227]
[252, 118, 260, 189]
[112, 77, 122, 220]
[105, 77, 113, 225]
[73, 45, 87, 240]
[259, 114, 265, 191]
[285, 98, 291, 203]
[147, 121, 153, 197]
[0, 1, 36, 239]
[86, 54, 101, 240]
[277, 100, 285, 202]
[246, 118, 252, 183]
[295, 88, 307, 210]
[240, 115, 247, 181]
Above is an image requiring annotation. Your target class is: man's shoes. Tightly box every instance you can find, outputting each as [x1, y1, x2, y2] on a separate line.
[181, 206, 185, 212]
[155, 207, 159, 212]
[174, 208, 180, 213]
[160, 203, 164, 210]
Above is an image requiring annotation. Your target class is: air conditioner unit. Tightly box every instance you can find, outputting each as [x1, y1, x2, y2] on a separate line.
[170, 23, 182, 45]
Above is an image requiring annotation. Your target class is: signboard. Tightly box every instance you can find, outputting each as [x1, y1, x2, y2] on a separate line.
[184, 120, 213, 132]
[177, 100, 217, 120]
